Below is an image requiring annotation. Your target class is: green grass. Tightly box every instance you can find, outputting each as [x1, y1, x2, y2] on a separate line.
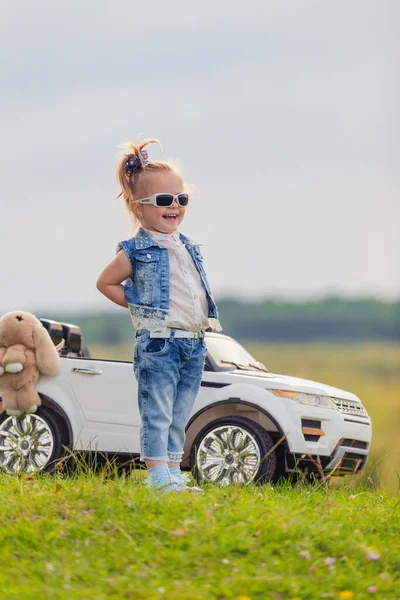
[2, 342, 397, 599]
[1, 470, 399, 600]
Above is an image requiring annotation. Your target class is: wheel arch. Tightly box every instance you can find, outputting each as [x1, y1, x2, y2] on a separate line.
[182, 398, 288, 472]
[39, 393, 73, 449]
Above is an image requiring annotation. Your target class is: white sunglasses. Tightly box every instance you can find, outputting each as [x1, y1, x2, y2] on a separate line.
[134, 193, 190, 207]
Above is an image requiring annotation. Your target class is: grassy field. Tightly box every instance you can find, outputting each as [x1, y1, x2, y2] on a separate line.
[1, 342, 399, 599]
[1, 471, 399, 600]
[90, 341, 400, 494]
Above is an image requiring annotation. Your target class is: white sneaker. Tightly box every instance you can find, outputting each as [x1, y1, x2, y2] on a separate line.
[144, 477, 183, 493]
[182, 484, 204, 493]
[172, 475, 204, 493]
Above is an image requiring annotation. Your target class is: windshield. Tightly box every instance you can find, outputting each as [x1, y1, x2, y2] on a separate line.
[205, 335, 267, 371]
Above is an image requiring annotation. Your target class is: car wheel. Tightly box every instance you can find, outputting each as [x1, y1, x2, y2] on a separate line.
[0, 406, 64, 473]
[191, 416, 277, 486]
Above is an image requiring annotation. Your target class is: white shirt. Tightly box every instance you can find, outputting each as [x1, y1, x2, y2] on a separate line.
[143, 228, 210, 331]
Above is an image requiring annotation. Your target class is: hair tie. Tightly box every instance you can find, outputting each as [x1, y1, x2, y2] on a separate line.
[124, 149, 150, 177]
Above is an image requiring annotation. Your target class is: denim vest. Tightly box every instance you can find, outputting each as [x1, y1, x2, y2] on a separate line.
[118, 228, 222, 332]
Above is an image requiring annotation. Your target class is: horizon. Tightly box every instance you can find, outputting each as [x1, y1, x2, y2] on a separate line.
[1, 293, 398, 321]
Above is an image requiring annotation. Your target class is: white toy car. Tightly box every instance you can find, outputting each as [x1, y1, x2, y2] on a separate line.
[0, 320, 372, 484]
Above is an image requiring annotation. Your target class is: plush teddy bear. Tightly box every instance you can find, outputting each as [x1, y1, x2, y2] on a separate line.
[0, 311, 61, 416]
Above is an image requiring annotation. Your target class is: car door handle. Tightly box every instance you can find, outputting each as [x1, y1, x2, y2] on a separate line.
[72, 367, 103, 375]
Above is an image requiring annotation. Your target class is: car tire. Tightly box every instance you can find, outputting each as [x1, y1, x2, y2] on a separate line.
[190, 415, 277, 486]
[0, 406, 64, 473]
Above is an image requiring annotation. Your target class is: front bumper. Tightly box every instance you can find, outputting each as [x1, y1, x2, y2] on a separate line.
[287, 443, 369, 476]
[266, 394, 372, 475]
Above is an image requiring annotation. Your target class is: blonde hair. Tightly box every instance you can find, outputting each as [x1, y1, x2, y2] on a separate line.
[116, 138, 184, 228]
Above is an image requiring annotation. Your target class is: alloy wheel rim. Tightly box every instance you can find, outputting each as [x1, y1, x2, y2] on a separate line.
[0, 414, 54, 473]
[196, 424, 261, 485]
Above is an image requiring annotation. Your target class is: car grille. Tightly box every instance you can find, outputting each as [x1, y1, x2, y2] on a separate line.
[333, 398, 368, 417]
[340, 452, 367, 472]
[340, 439, 368, 450]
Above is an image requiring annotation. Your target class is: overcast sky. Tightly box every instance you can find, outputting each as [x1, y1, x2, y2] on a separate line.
[0, 0, 398, 315]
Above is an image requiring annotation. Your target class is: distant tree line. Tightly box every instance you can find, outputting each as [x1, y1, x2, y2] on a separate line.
[42, 297, 400, 344]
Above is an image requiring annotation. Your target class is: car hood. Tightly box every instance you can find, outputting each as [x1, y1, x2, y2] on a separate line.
[228, 370, 360, 402]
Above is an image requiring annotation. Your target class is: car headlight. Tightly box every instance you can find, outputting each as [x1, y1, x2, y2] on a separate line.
[269, 389, 338, 409]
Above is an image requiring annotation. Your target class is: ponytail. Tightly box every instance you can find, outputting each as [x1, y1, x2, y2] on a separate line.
[116, 137, 184, 229]
[116, 138, 160, 204]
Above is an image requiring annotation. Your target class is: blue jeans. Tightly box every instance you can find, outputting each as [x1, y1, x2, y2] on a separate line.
[133, 329, 207, 462]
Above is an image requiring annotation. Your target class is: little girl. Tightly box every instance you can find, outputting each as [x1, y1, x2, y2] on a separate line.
[97, 138, 222, 492]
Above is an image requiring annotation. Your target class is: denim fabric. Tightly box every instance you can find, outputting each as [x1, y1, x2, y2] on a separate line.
[133, 328, 207, 462]
[118, 228, 221, 332]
